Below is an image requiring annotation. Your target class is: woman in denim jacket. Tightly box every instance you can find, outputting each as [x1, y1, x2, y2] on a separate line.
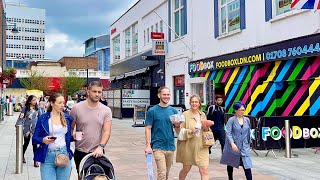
[32, 93, 74, 180]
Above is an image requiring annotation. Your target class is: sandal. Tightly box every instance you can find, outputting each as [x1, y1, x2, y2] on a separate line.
[34, 161, 39, 168]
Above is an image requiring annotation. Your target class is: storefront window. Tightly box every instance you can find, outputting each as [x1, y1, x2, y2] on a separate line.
[275, 0, 292, 16]
[125, 28, 131, 58]
[220, 0, 240, 34]
[191, 83, 204, 104]
[112, 35, 120, 61]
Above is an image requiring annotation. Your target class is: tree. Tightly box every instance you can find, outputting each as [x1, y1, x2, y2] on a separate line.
[62, 73, 86, 96]
[19, 71, 50, 91]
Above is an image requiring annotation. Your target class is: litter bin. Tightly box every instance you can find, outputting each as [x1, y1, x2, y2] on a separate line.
[7, 102, 13, 116]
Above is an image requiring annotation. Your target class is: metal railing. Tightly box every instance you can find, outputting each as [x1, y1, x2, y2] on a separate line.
[15, 69, 110, 79]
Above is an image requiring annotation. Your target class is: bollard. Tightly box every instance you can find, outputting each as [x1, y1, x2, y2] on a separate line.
[285, 120, 291, 158]
[7, 102, 13, 116]
[16, 125, 23, 174]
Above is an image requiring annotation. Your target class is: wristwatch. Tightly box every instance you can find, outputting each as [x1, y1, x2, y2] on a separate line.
[99, 144, 105, 148]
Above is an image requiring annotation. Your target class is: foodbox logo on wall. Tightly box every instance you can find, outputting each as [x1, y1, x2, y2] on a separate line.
[189, 60, 215, 73]
[262, 126, 320, 141]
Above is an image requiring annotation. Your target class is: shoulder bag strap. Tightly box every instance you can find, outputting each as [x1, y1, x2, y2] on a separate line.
[211, 105, 216, 116]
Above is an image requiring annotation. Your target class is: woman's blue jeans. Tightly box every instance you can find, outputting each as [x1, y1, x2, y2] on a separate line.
[40, 146, 72, 180]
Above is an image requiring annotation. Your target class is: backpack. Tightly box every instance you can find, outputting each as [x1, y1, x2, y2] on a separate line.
[206, 105, 224, 117]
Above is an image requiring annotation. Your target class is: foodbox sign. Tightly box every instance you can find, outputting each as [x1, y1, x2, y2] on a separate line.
[262, 126, 320, 141]
[188, 33, 320, 73]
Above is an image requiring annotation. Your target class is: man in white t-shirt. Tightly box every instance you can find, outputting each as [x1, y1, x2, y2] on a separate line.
[70, 81, 112, 178]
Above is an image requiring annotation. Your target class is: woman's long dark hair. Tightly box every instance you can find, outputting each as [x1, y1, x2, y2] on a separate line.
[47, 93, 67, 127]
[24, 95, 38, 118]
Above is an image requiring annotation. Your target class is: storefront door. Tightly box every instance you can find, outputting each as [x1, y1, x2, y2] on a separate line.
[174, 75, 185, 105]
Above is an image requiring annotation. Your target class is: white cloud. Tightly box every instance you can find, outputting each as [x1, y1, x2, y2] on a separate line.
[104, 0, 140, 23]
[45, 30, 84, 60]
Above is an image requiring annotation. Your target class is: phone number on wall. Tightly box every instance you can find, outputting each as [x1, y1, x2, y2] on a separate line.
[266, 43, 320, 61]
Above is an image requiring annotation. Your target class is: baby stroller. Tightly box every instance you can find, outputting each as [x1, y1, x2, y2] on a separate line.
[79, 153, 116, 180]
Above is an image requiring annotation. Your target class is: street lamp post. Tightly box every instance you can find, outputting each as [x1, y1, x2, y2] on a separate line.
[86, 63, 89, 90]
[1, 10, 19, 122]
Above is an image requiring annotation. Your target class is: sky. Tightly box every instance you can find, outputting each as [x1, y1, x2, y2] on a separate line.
[5, 0, 139, 60]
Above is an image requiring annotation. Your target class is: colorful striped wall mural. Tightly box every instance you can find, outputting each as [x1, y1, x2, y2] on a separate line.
[191, 56, 320, 117]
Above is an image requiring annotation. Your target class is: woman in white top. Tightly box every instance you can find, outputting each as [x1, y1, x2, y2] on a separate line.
[32, 93, 74, 180]
[66, 96, 75, 110]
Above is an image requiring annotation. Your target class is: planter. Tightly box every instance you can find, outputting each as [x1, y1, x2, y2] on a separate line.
[2, 78, 12, 85]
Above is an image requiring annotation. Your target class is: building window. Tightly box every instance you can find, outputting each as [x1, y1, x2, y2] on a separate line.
[147, 28, 150, 43]
[275, 0, 292, 16]
[113, 35, 120, 61]
[132, 24, 138, 55]
[151, 25, 154, 33]
[160, 21, 163, 33]
[220, 0, 240, 34]
[125, 28, 131, 58]
[155, 23, 159, 32]
[172, 0, 187, 39]
[144, 30, 146, 46]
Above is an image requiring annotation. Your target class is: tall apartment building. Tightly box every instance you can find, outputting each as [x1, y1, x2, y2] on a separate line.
[5, 2, 45, 69]
[84, 34, 110, 72]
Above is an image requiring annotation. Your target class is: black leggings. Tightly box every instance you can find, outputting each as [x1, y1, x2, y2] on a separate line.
[23, 134, 37, 157]
[227, 158, 252, 180]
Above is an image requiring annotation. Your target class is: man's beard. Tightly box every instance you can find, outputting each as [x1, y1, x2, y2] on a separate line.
[89, 96, 99, 103]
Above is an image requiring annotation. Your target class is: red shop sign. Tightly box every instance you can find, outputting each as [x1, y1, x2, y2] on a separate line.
[151, 32, 165, 39]
[111, 28, 117, 35]
[174, 75, 185, 86]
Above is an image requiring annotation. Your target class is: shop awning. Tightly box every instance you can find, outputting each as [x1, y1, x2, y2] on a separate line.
[124, 67, 147, 77]
[110, 50, 159, 76]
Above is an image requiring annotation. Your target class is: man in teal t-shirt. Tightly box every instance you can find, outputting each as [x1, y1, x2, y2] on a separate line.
[145, 87, 179, 180]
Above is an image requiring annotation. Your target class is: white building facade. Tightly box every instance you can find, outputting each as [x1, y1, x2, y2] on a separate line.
[110, 0, 320, 118]
[109, 0, 170, 118]
[110, 0, 169, 65]
[167, 0, 320, 117]
[5, 2, 45, 69]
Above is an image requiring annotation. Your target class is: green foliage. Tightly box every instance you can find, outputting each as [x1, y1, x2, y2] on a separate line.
[63, 73, 86, 96]
[19, 71, 50, 91]
[1, 68, 17, 79]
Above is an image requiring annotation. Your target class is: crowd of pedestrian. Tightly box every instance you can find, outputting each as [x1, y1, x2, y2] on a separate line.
[13, 83, 252, 180]
[13, 81, 111, 180]
[145, 87, 253, 180]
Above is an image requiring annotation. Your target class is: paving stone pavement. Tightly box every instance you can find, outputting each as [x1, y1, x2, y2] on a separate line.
[1, 113, 320, 180]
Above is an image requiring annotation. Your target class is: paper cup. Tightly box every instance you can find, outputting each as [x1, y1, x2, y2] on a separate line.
[75, 132, 83, 141]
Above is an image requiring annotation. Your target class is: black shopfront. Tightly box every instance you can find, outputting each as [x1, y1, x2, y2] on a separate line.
[109, 50, 165, 118]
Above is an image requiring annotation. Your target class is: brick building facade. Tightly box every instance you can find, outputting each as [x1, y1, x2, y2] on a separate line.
[58, 57, 98, 71]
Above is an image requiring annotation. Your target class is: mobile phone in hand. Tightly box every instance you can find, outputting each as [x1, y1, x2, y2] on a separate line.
[49, 136, 57, 140]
